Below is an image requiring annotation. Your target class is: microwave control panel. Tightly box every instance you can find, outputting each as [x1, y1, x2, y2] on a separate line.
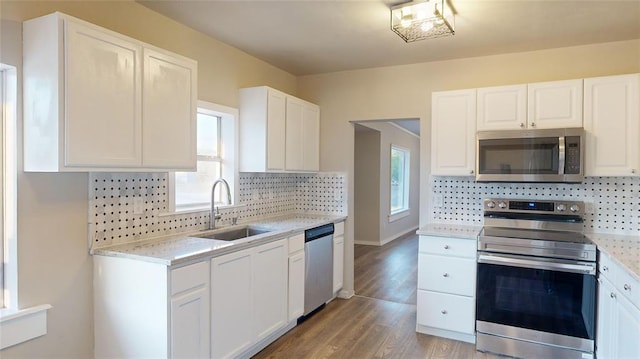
[564, 136, 581, 174]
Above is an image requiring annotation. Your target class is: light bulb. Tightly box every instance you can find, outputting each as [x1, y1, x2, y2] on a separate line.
[421, 21, 434, 32]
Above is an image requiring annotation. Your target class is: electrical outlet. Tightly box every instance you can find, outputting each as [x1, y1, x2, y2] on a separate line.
[433, 194, 444, 208]
[133, 197, 144, 215]
[584, 201, 594, 214]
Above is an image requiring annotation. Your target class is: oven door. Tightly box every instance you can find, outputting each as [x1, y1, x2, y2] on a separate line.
[476, 253, 596, 352]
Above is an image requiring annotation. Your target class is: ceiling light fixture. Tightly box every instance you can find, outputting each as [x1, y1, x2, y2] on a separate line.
[391, 0, 455, 43]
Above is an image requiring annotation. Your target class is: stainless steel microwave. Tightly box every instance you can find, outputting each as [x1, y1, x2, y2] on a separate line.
[476, 128, 584, 183]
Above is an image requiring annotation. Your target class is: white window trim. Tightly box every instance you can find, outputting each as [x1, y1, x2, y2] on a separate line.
[0, 64, 51, 349]
[166, 101, 239, 214]
[389, 144, 410, 219]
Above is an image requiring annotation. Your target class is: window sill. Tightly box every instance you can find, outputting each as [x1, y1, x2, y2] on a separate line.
[159, 203, 247, 217]
[0, 304, 52, 349]
[389, 209, 410, 223]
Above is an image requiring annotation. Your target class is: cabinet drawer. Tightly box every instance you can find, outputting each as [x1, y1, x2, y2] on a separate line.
[419, 235, 476, 258]
[598, 250, 617, 282]
[616, 267, 640, 311]
[418, 254, 476, 296]
[171, 261, 209, 296]
[417, 290, 475, 334]
[288, 233, 304, 254]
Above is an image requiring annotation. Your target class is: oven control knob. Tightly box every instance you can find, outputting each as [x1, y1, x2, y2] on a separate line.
[556, 204, 566, 212]
[570, 204, 580, 212]
[486, 201, 496, 209]
[498, 201, 507, 209]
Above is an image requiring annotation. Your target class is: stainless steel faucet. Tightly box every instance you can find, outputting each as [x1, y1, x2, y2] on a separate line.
[210, 178, 232, 229]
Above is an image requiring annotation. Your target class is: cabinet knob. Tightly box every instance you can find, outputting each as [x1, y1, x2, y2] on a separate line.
[624, 284, 631, 291]
[602, 266, 608, 272]
[441, 310, 447, 315]
[443, 273, 449, 278]
[610, 292, 616, 299]
[444, 245, 450, 250]
[470, 170, 474, 175]
[530, 122, 536, 127]
[519, 123, 525, 128]
[632, 169, 637, 174]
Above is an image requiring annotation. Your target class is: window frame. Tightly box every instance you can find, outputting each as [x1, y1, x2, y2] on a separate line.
[167, 100, 239, 214]
[389, 144, 410, 222]
[0, 63, 51, 350]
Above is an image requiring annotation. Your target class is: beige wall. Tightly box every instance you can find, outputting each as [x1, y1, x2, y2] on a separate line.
[355, 122, 420, 245]
[354, 126, 381, 245]
[298, 39, 640, 298]
[0, 1, 298, 357]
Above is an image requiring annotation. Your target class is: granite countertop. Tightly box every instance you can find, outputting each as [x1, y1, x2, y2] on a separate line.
[93, 213, 346, 266]
[416, 223, 482, 240]
[586, 232, 640, 282]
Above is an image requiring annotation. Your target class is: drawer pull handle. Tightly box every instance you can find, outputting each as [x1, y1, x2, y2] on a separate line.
[444, 245, 450, 250]
[610, 292, 616, 299]
[443, 273, 449, 278]
[602, 266, 608, 272]
[441, 310, 447, 315]
[624, 284, 631, 291]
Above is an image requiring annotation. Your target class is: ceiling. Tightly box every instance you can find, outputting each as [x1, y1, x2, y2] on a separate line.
[138, 0, 640, 76]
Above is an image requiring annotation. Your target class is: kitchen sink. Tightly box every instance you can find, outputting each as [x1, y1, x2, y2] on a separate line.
[197, 226, 272, 241]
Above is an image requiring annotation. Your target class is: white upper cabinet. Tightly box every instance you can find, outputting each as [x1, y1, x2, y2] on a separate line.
[431, 89, 477, 176]
[285, 97, 320, 172]
[23, 12, 197, 172]
[240, 86, 320, 173]
[142, 48, 197, 169]
[584, 74, 640, 176]
[527, 79, 583, 129]
[476, 85, 527, 131]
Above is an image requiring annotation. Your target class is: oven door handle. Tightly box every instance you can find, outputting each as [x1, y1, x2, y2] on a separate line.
[478, 254, 596, 275]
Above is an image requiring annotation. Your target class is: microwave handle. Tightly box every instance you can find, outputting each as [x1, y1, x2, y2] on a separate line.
[558, 136, 565, 175]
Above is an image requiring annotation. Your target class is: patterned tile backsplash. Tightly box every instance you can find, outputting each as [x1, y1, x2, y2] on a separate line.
[430, 176, 640, 235]
[89, 172, 347, 249]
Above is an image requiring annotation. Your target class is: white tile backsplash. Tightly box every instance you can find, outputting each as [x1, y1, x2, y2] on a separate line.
[90, 172, 347, 249]
[430, 176, 640, 235]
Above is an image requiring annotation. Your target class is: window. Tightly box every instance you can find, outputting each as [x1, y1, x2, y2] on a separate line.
[390, 145, 410, 220]
[169, 101, 238, 212]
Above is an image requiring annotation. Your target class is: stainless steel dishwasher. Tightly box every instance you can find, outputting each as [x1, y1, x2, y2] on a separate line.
[303, 223, 334, 318]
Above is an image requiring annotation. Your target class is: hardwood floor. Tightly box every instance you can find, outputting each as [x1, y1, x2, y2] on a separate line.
[253, 234, 500, 359]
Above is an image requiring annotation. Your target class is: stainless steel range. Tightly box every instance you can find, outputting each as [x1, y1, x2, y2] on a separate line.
[476, 198, 597, 359]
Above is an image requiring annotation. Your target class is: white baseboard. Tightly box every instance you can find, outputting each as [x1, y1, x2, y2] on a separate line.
[355, 226, 419, 246]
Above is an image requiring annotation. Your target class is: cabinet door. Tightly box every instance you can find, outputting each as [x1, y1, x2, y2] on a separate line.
[302, 103, 320, 171]
[527, 79, 583, 129]
[596, 278, 615, 359]
[616, 295, 640, 359]
[431, 89, 476, 176]
[285, 97, 304, 171]
[65, 20, 142, 167]
[417, 290, 475, 334]
[267, 89, 286, 171]
[288, 251, 305, 321]
[142, 47, 197, 169]
[333, 235, 344, 294]
[477, 84, 527, 131]
[584, 74, 640, 176]
[211, 248, 253, 359]
[253, 239, 288, 342]
[171, 286, 210, 359]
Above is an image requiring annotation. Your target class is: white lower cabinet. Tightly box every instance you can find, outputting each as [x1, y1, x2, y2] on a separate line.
[211, 238, 289, 359]
[596, 252, 640, 359]
[288, 234, 305, 321]
[333, 221, 345, 294]
[416, 235, 477, 344]
[94, 258, 210, 359]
